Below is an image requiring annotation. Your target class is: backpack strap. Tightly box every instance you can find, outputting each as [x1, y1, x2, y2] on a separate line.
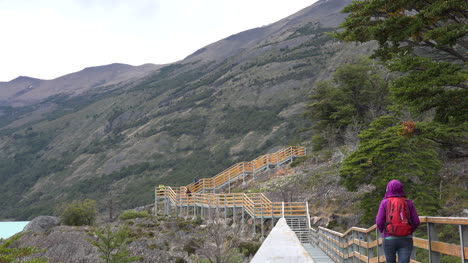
[385, 198, 393, 226]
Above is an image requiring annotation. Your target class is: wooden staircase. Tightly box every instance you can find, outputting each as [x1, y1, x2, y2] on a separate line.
[154, 146, 309, 237]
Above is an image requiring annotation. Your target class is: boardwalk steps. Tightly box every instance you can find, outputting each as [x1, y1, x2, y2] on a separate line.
[153, 145, 468, 262]
[154, 146, 334, 261]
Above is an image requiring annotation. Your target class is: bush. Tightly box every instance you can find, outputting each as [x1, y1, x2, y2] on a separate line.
[183, 239, 199, 255]
[238, 241, 261, 257]
[88, 225, 142, 263]
[0, 232, 47, 262]
[119, 210, 149, 220]
[60, 199, 97, 226]
[192, 216, 203, 226]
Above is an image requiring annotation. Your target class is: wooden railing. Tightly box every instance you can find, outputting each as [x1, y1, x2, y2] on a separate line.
[184, 146, 306, 193]
[155, 146, 307, 219]
[156, 190, 308, 218]
[309, 216, 468, 263]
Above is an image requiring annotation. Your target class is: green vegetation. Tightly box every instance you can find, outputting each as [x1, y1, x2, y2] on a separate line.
[328, 0, 467, 223]
[238, 241, 261, 258]
[119, 210, 149, 220]
[216, 106, 284, 137]
[340, 117, 441, 223]
[88, 225, 142, 263]
[306, 57, 390, 150]
[0, 232, 47, 263]
[333, 0, 467, 126]
[60, 199, 97, 226]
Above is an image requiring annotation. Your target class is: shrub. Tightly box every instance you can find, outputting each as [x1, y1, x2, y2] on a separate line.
[119, 210, 149, 220]
[192, 216, 203, 226]
[0, 232, 47, 262]
[60, 199, 97, 226]
[183, 239, 199, 255]
[238, 241, 261, 257]
[88, 225, 142, 263]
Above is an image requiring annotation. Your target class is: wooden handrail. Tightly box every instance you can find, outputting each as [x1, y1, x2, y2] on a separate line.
[184, 146, 305, 193]
[309, 216, 468, 262]
[156, 146, 308, 219]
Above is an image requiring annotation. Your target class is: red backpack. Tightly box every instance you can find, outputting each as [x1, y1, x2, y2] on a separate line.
[385, 197, 413, 236]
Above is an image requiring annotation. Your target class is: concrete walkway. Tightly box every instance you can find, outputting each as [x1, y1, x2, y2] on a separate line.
[251, 218, 315, 263]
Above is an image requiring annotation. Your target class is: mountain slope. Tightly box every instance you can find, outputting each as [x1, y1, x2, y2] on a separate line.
[0, 63, 161, 106]
[0, 0, 374, 220]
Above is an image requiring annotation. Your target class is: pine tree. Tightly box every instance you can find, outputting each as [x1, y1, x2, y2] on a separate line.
[340, 116, 442, 224]
[332, 0, 467, 222]
[0, 232, 47, 263]
[88, 225, 142, 263]
[306, 57, 390, 149]
[332, 0, 467, 124]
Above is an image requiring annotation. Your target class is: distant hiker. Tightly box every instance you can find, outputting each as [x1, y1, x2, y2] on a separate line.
[158, 185, 165, 195]
[186, 188, 192, 196]
[376, 180, 420, 263]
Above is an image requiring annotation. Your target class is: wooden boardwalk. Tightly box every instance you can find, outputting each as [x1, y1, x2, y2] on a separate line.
[303, 243, 334, 263]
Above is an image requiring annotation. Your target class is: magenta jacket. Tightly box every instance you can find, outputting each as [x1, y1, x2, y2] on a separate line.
[376, 180, 420, 238]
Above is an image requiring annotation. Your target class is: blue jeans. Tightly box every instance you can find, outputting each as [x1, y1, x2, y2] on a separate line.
[383, 237, 413, 263]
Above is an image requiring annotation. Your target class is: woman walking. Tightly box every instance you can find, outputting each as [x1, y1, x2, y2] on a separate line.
[376, 180, 420, 263]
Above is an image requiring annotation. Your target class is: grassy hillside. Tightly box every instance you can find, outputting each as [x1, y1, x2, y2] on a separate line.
[0, 19, 374, 220]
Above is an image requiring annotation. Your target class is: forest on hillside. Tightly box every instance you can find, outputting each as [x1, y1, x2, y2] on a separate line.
[305, 0, 467, 224]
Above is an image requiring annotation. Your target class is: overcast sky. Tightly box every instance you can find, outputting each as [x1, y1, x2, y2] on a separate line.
[0, 0, 317, 81]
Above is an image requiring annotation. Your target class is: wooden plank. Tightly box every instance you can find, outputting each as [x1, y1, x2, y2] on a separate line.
[420, 216, 468, 225]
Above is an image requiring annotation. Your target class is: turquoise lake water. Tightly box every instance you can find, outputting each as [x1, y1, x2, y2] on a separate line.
[0, 222, 29, 239]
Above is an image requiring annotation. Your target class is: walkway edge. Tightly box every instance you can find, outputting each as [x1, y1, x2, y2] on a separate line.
[251, 218, 315, 263]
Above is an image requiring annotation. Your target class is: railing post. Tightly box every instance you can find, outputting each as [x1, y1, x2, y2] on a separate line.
[271, 205, 274, 230]
[164, 188, 168, 215]
[156, 188, 159, 216]
[216, 195, 220, 221]
[193, 196, 197, 220]
[376, 229, 383, 263]
[357, 232, 364, 260]
[411, 229, 417, 260]
[232, 198, 236, 227]
[352, 230, 357, 262]
[253, 205, 257, 235]
[201, 196, 205, 219]
[460, 224, 468, 263]
[261, 203, 264, 239]
[224, 196, 227, 223]
[367, 232, 373, 263]
[290, 146, 293, 162]
[208, 199, 212, 223]
[186, 197, 189, 218]
[228, 171, 231, 193]
[427, 222, 440, 262]
[341, 235, 345, 263]
[282, 202, 285, 218]
[241, 198, 245, 233]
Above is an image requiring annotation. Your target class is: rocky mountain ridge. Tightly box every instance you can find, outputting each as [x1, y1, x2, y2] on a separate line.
[0, 63, 161, 106]
[0, 0, 370, 220]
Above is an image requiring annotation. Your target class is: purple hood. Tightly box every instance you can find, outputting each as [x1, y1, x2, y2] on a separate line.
[384, 180, 406, 198]
[377, 180, 420, 237]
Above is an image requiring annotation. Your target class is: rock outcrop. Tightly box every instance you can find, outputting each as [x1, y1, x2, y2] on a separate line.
[23, 216, 60, 233]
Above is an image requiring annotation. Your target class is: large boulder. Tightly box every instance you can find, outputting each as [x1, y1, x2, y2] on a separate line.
[23, 216, 60, 233]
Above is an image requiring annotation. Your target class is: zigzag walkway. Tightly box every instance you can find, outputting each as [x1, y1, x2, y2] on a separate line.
[154, 146, 468, 262]
[154, 146, 311, 239]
